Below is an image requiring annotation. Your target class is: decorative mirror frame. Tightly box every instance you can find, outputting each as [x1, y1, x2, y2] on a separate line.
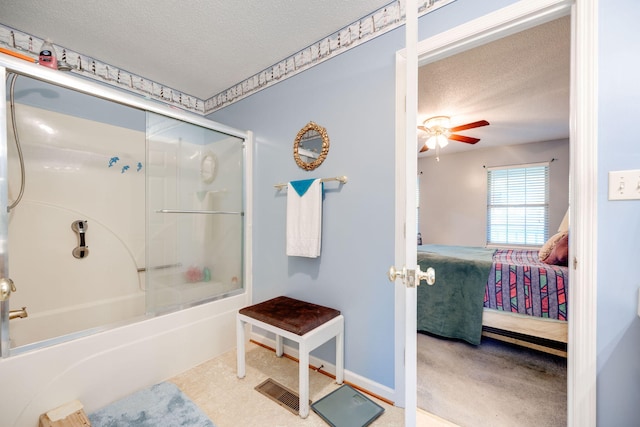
[293, 121, 330, 171]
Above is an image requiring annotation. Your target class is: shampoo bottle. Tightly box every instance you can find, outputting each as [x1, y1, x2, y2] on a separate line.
[38, 39, 57, 69]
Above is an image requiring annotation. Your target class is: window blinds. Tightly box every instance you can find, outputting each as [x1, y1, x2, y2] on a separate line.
[486, 163, 549, 246]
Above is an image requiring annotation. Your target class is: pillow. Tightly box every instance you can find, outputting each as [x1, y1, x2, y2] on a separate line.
[543, 233, 569, 266]
[539, 231, 567, 261]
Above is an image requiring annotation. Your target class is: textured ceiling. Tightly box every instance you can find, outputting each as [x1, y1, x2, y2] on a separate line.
[0, 0, 392, 99]
[418, 15, 571, 156]
[0, 2, 569, 155]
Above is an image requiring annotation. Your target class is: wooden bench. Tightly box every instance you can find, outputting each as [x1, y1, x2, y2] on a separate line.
[236, 296, 344, 418]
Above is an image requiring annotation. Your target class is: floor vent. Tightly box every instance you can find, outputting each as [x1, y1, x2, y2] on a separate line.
[255, 378, 308, 415]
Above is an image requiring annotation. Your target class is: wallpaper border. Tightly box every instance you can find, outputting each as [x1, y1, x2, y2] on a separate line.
[0, 0, 455, 116]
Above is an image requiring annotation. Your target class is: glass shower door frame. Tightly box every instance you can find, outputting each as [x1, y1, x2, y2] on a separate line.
[146, 112, 247, 314]
[0, 66, 10, 357]
[0, 55, 251, 357]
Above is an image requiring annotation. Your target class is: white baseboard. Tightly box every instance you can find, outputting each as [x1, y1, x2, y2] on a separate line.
[248, 331, 397, 404]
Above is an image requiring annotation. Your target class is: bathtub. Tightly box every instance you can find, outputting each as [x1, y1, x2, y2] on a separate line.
[0, 290, 250, 426]
[9, 292, 145, 349]
[8, 199, 146, 350]
[0, 54, 253, 426]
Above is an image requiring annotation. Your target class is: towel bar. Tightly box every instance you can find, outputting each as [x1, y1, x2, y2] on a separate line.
[273, 175, 347, 190]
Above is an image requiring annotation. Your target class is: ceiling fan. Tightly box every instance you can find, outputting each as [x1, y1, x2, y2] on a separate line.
[417, 116, 490, 153]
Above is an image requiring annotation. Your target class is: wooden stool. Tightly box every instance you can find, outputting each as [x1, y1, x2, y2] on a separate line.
[236, 296, 344, 418]
[39, 400, 90, 427]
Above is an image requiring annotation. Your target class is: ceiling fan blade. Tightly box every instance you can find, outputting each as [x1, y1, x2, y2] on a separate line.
[449, 120, 490, 132]
[419, 144, 429, 152]
[417, 125, 429, 133]
[449, 134, 480, 144]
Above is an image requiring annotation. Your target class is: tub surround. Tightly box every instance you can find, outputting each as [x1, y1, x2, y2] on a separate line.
[0, 293, 248, 426]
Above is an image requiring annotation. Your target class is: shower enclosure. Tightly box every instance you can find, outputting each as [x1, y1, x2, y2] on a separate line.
[146, 112, 245, 314]
[0, 57, 249, 356]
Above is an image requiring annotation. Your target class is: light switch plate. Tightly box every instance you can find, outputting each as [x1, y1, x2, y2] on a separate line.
[608, 169, 640, 200]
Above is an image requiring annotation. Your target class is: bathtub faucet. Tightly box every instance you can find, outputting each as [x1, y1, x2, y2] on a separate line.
[9, 307, 28, 320]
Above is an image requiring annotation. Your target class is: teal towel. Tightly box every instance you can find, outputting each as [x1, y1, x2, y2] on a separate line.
[290, 178, 316, 196]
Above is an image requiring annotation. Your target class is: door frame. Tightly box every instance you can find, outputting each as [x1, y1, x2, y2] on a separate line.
[394, 0, 598, 425]
[392, 0, 419, 425]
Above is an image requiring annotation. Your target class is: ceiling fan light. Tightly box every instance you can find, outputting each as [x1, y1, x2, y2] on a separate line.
[426, 136, 438, 150]
[436, 134, 449, 148]
[423, 115, 451, 129]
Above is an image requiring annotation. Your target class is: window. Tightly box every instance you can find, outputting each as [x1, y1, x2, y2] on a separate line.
[486, 163, 549, 246]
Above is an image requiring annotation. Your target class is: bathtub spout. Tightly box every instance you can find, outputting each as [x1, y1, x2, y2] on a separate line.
[9, 307, 28, 320]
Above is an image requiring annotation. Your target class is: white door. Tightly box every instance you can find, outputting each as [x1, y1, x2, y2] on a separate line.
[394, 2, 597, 427]
[389, 2, 425, 425]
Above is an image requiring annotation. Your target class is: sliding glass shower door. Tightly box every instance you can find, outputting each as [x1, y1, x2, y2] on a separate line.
[0, 58, 249, 358]
[146, 112, 245, 314]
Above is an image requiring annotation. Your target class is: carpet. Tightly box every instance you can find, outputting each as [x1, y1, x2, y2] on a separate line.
[89, 382, 215, 427]
[417, 332, 567, 427]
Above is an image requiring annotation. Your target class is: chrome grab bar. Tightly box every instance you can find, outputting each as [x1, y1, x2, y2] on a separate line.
[156, 209, 243, 215]
[137, 262, 183, 273]
[71, 220, 89, 259]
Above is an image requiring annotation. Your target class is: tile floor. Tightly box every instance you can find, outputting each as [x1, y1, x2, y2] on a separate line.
[170, 341, 455, 427]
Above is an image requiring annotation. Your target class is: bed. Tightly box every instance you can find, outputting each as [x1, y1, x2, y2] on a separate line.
[416, 244, 568, 356]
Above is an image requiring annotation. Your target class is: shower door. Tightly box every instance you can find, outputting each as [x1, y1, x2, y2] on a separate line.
[3, 73, 147, 352]
[146, 112, 245, 314]
[0, 57, 249, 358]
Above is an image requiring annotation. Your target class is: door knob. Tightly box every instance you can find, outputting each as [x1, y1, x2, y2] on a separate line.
[388, 265, 435, 287]
[417, 267, 436, 285]
[388, 265, 407, 282]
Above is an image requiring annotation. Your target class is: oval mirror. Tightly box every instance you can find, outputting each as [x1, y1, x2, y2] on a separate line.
[293, 121, 330, 171]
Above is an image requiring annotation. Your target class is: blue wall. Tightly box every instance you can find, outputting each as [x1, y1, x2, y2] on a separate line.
[597, 2, 640, 425]
[211, 28, 400, 388]
[209, 0, 518, 391]
[211, 1, 640, 423]
[11, 0, 637, 422]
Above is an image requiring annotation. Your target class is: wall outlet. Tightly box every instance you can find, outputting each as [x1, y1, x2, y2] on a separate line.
[608, 169, 640, 200]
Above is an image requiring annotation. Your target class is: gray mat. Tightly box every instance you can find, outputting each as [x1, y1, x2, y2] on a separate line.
[89, 382, 214, 427]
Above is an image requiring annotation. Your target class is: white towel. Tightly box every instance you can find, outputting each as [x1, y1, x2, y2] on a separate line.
[286, 179, 323, 257]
